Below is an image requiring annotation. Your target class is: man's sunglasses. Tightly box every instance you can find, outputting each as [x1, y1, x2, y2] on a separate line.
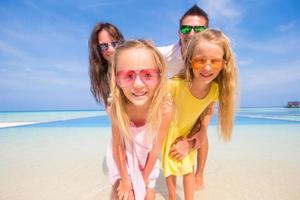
[180, 25, 207, 35]
[98, 41, 120, 52]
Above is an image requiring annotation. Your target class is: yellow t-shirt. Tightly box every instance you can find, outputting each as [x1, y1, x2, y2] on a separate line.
[162, 78, 219, 177]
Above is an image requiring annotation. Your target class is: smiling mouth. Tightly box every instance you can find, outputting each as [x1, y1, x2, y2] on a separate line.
[200, 73, 213, 78]
[132, 91, 147, 97]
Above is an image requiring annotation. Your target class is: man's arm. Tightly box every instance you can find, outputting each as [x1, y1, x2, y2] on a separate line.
[189, 102, 214, 149]
[169, 103, 214, 160]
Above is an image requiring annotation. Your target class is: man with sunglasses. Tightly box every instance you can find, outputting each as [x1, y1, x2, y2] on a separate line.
[158, 4, 208, 78]
[159, 4, 213, 191]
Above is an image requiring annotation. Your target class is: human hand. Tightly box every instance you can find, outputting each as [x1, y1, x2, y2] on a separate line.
[117, 177, 132, 200]
[187, 130, 207, 150]
[187, 134, 199, 150]
[169, 137, 191, 161]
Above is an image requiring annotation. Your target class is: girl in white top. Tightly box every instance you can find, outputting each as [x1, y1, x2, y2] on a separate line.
[107, 39, 173, 200]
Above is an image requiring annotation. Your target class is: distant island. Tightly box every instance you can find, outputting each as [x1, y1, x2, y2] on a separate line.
[287, 101, 300, 108]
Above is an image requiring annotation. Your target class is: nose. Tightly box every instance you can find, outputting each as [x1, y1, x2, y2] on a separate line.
[188, 29, 196, 36]
[132, 74, 145, 88]
[204, 61, 213, 71]
[107, 44, 115, 52]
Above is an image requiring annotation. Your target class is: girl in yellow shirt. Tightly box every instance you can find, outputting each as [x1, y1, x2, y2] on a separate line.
[162, 29, 238, 199]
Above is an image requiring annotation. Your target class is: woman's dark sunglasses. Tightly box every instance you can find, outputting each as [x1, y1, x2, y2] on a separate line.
[98, 41, 120, 52]
[180, 25, 207, 35]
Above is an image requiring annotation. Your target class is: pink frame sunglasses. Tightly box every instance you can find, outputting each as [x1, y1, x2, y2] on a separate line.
[116, 68, 160, 88]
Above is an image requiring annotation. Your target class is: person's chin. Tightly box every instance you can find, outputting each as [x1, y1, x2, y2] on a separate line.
[130, 99, 149, 106]
[104, 54, 112, 62]
[107, 57, 113, 63]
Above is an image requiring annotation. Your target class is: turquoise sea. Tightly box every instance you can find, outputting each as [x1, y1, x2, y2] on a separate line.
[0, 107, 300, 200]
[0, 107, 299, 129]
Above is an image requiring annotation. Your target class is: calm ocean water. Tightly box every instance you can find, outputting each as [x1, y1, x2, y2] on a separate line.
[0, 107, 300, 129]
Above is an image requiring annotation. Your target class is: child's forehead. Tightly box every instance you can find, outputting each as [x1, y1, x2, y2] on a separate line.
[192, 41, 223, 56]
[118, 47, 150, 57]
[117, 65, 158, 71]
[195, 39, 221, 48]
[116, 48, 157, 70]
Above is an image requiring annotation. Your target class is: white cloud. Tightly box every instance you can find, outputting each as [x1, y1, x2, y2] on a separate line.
[239, 62, 300, 106]
[238, 57, 254, 67]
[0, 63, 89, 91]
[0, 21, 79, 49]
[0, 57, 87, 75]
[199, 0, 243, 24]
[22, 0, 42, 11]
[240, 61, 300, 89]
[77, 0, 132, 10]
[0, 41, 33, 61]
[278, 21, 296, 32]
[235, 27, 300, 55]
[1, 27, 28, 41]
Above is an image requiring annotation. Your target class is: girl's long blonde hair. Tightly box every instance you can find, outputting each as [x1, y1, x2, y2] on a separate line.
[110, 39, 167, 142]
[178, 29, 238, 142]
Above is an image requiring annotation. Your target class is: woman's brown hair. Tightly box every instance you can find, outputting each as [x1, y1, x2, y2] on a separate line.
[88, 22, 124, 107]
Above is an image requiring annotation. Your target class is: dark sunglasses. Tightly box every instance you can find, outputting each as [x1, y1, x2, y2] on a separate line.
[98, 41, 120, 52]
[180, 25, 207, 35]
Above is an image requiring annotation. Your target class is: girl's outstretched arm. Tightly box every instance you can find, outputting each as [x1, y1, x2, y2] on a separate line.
[142, 96, 173, 184]
[111, 123, 132, 199]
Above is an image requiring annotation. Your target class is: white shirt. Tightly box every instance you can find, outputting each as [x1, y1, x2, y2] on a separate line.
[158, 43, 184, 78]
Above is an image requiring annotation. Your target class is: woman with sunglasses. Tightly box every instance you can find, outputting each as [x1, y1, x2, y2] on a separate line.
[161, 29, 238, 199]
[107, 40, 173, 199]
[88, 22, 124, 107]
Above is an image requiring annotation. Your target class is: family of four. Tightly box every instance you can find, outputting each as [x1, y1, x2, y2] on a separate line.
[88, 4, 238, 200]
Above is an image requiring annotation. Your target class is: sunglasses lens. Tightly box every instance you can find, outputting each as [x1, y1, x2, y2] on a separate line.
[99, 43, 109, 51]
[211, 59, 224, 69]
[192, 59, 205, 69]
[99, 41, 120, 52]
[117, 70, 136, 88]
[116, 69, 160, 87]
[140, 69, 160, 85]
[194, 26, 207, 33]
[180, 25, 192, 34]
[192, 58, 224, 70]
[111, 41, 119, 48]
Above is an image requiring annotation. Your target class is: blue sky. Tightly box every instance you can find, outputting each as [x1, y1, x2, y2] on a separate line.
[0, 0, 299, 111]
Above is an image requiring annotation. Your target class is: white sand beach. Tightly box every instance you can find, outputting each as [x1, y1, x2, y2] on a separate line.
[0, 124, 300, 200]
